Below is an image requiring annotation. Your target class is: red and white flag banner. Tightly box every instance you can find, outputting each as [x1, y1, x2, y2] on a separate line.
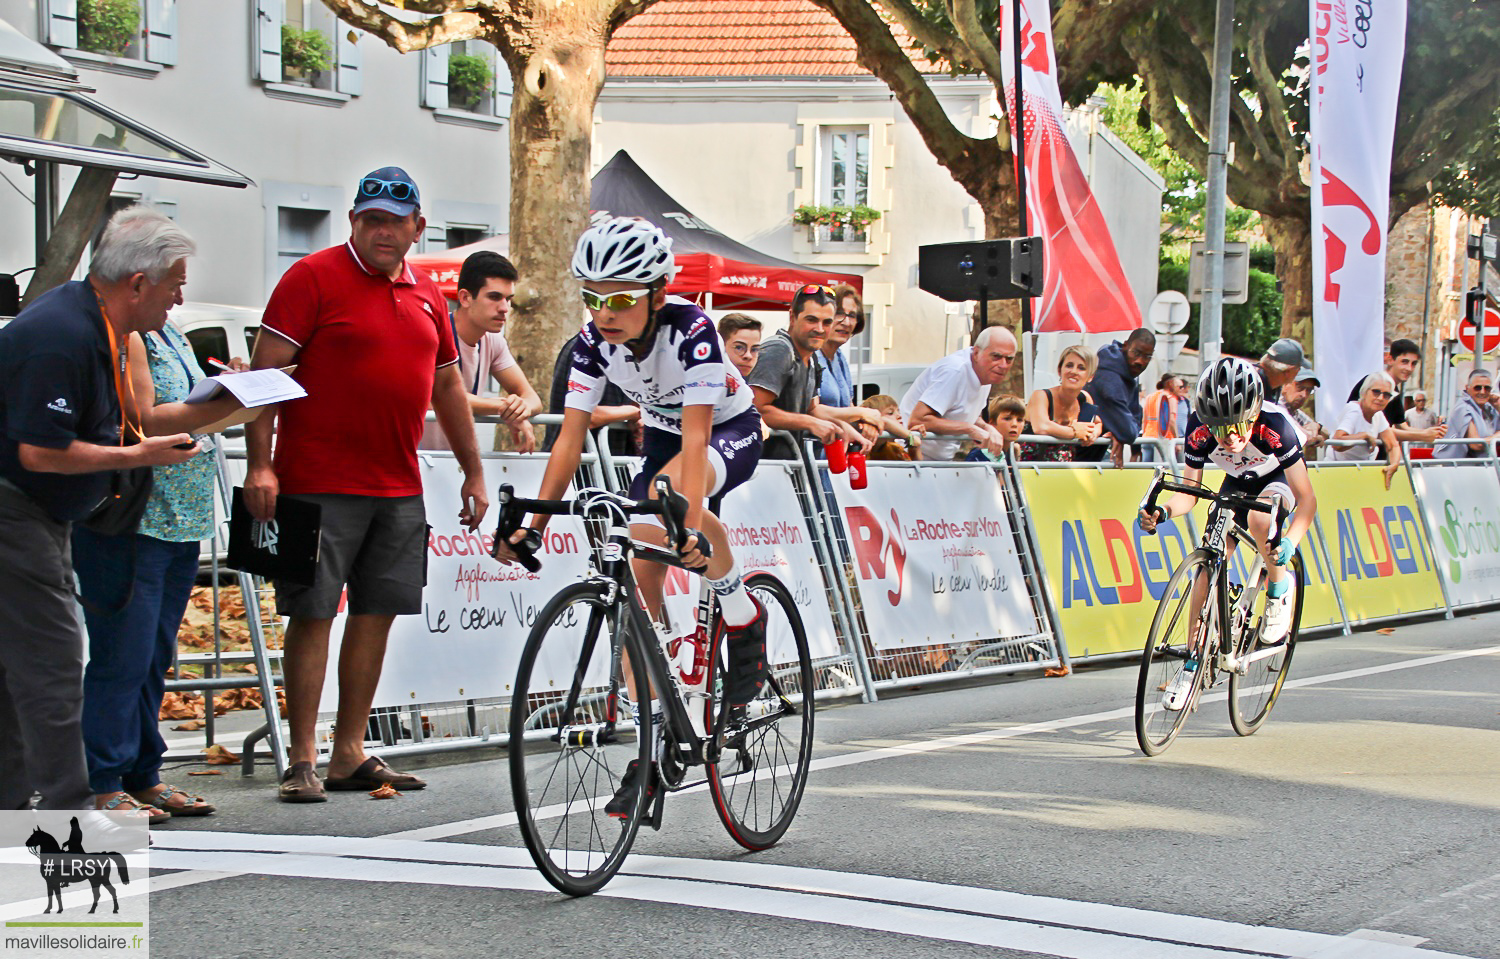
[998, 0, 1141, 333]
[1311, 0, 1407, 423]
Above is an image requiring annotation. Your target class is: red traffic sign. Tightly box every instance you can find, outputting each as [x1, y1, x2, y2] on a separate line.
[1459, 307, 1500, 354]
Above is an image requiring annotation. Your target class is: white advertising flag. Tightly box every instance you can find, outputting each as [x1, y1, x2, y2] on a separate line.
[1310, 0, 1408, 423]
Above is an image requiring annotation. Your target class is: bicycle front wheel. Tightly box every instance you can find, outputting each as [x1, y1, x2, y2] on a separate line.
[1136, 549, 1216, 756]
[1229, 555, 1303, 736]
[509, 582, 651, 896]
[706, 571, 815, 850]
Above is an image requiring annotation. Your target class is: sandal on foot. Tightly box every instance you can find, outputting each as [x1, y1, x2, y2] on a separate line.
[278, 761, 327, 803]
[324, 756, 426, 791]
[133, 785, 215, 817]
[98, 792, 170, 825]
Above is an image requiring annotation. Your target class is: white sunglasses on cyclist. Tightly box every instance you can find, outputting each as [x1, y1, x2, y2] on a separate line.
[581, 288, 653, 311]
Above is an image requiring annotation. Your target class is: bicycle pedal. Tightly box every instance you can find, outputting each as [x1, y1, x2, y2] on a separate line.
[646, 784, 666, 831]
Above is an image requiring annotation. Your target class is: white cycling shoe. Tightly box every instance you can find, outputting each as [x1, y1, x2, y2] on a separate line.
[1162, 667, 1196, 711]
[1260, 591, 1293, 645]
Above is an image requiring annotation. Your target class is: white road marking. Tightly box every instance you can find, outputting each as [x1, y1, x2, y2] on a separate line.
[147, 832, 1478, 959]
[386, 642, 1500, 842]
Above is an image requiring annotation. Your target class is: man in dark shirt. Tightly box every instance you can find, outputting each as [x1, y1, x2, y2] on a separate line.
[0, 208, 200, 810]
[1087, 328, 1155, 467]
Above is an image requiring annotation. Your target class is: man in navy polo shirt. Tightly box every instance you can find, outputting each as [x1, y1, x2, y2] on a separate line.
[245, 166, 489, 803]
[0, 209, 201, 810]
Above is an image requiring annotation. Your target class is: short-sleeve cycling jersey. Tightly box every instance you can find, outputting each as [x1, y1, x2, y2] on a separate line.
[1183, 407, 1303, 484]
[564, 297, 753, 433]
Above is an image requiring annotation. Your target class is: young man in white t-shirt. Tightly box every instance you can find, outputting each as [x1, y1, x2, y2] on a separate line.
[899, 326, 1016, 461]
[421, 251, 542, 451]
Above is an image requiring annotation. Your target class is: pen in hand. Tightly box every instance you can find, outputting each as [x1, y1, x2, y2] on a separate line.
[207, 357, 233, 373]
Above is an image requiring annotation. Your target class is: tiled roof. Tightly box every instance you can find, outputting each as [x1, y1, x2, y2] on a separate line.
[606, 0, 922, 78]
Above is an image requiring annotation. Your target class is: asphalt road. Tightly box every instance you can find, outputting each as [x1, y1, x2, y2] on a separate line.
[66, 612, 1500, 957]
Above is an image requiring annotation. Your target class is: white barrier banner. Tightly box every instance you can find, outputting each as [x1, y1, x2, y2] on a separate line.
[1411, 464, 1500, 606]
[322, 456, 592, 712]
[836, 464, 1037, 649]
[659, 465, 842, 665]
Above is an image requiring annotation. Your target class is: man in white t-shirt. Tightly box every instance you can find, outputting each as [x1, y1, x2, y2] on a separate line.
[1331, 370, 1402, 487]
[899, 326, 1016, 461]
[420, 251, 542, 451]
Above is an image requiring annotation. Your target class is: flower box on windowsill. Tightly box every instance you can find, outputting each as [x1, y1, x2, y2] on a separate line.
[61, 48, 163, 79]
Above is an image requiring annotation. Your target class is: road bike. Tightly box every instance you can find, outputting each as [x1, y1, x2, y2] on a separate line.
[494, 478, 815, 896]
[1134, 472, 1304, 756]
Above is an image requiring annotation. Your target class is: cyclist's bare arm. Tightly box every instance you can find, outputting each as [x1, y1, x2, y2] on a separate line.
[1138, 466, 1203, 532]
[493, 407, 591, 566]
[1280, 459, 1317, 550]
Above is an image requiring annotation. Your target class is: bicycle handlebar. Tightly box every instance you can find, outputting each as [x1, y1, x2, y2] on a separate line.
[490, 478, 710, 572]
[1138, 471, 1282, 548]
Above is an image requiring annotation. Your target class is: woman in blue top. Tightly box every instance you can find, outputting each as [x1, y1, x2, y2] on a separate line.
[815, 284, 863, 407]
[71, 319, 250, 824]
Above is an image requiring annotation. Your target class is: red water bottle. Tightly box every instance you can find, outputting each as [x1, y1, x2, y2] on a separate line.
[825, 438, 848, 473]
[847, 450, 868, 490]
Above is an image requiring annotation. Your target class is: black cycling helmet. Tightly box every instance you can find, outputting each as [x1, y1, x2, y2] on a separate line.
[1194, 356, 1263, 429]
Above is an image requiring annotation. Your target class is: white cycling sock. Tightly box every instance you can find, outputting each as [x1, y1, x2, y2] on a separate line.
[707, 565, 757, 627]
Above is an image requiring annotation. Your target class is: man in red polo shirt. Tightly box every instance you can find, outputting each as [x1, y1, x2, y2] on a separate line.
[244, 166, 488, 803]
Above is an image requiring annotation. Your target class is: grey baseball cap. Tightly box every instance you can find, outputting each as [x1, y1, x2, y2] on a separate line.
[1264, 337, 1312, 369]
[1294, 366, 1320, 386]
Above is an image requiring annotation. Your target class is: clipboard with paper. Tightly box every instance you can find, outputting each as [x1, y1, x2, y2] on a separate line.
[185, 366, 304, 433]
[227, 487, 322, 586]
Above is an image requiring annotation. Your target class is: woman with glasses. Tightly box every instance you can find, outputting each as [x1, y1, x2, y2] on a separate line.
[1138, 357, 1317, 652]
[1330, 371, 1403, 485]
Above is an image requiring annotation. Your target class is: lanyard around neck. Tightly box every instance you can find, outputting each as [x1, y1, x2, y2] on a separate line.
[95, 293, 145, 445]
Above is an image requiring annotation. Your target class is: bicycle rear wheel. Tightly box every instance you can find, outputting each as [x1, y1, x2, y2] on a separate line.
[1136, 549, 1216, 756]
[706, 571, 815, 850]
[1229, 555, 1303, 736]
[509, 582, 651, 896]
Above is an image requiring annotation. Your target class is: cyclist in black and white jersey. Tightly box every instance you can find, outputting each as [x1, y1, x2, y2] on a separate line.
[493, 217, 766, 817]
[1138, 357, 1318, 703]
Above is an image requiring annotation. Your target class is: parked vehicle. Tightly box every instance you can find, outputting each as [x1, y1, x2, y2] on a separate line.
[852, 363, 927, 404]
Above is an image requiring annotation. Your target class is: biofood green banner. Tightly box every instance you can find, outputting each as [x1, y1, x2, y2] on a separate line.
[1411, 463, 1500, 606]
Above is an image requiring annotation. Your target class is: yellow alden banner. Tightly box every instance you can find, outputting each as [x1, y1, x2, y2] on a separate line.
[1305, 463, 1444, 622]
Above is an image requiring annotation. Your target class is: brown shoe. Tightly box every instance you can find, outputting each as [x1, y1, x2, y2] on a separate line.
[324, 756, 426, 791]
[131, 785, 215, 817]
[278, 761, 327, 803]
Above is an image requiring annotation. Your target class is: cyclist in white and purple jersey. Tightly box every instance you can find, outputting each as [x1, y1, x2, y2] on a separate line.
[493, 218, 766, 818]
[1138, 357, 1318, 647]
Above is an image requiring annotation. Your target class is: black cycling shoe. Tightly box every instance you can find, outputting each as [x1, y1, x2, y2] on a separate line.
[604, 759, 657, 821]
[723, 598, 768, 706]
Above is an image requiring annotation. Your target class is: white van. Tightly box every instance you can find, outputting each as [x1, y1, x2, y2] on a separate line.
[169, 301, 265, 374]
[851, 363, 928, 405]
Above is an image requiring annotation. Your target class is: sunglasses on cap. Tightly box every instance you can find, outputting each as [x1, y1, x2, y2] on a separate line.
[360, 177, 417, 202]
[800, 284, 834, 295]
[1209, 419, 1256, 444]
[581, 287, 653, 311]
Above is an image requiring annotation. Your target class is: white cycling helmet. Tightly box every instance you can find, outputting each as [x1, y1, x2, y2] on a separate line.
[572, 216, 676, 285]
[1194, 356, 1263, 428]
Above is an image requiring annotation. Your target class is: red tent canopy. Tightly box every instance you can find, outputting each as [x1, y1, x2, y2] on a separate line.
[408, 151, 861, 311]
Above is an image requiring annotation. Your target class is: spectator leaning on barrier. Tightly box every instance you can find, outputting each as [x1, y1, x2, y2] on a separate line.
[244, 166, 490, 804]
[966, 394, 1025, 462]
[1347, 339, 1442, 456]
[420, 251, 541, 453]
[0, 209, 205, 812]
[899, 326, 1016, 461]
[748, 284, 866, 460]
[1086, 328, 1154, 467]
[717, 313, 762, 381]
[1434, 369, 1500, 460]
[1256, 337, 1310, 416]
[1018, 344, 1105, 463]
[543, 331, 641, 455]
[1280, 368, 1329, 459]
[1331, 370, 1403, 487]
[72, 209, 264, 825]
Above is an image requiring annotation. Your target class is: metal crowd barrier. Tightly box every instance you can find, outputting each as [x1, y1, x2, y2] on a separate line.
[196, 417, 1500, 777]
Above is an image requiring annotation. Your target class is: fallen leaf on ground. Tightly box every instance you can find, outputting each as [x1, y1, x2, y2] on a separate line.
[173, 720, 206, 731]
[187, 770, 221, 776]
[1044, 666, 1071, 677]
[203, 744, 240, 765]
[369, 783, 401, 799]
[1377, 627, 1396, 635]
